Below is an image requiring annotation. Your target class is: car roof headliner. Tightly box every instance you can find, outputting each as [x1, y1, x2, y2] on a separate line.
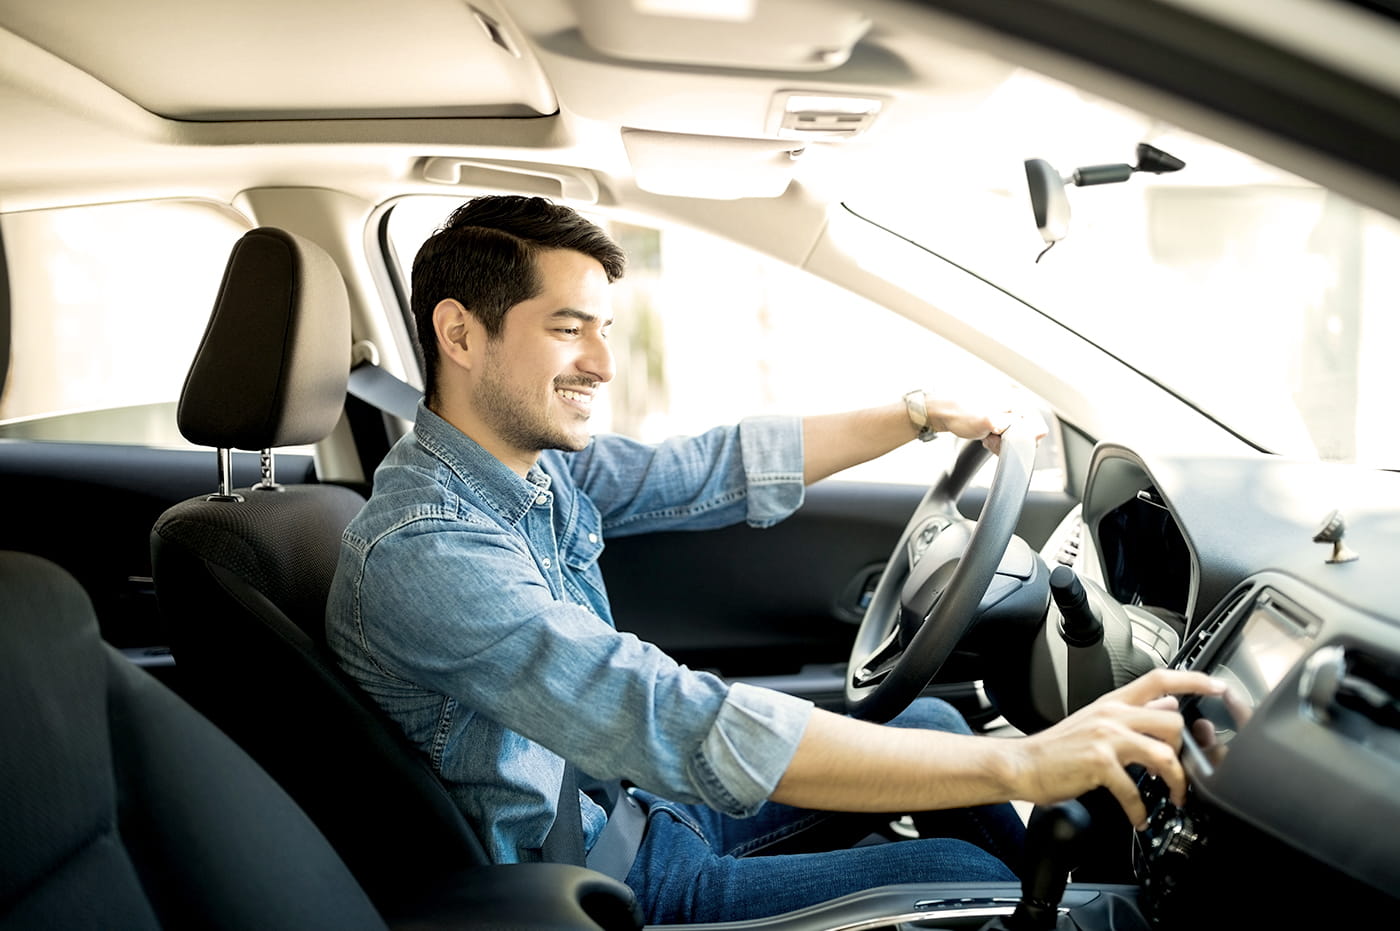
[0, 0, 1398, 223]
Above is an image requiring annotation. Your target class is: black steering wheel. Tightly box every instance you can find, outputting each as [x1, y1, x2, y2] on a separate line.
[845, 423, 1038, 722]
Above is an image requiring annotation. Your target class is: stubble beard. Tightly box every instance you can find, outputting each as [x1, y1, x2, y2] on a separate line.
[476, 352, 591, 455]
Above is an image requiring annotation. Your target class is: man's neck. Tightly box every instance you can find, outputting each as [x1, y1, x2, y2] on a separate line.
[427, 398, 539, 478]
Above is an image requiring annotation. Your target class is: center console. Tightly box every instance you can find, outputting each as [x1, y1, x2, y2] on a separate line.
[1132, 575, 1399, 927]
[672, 800, 1144, 930]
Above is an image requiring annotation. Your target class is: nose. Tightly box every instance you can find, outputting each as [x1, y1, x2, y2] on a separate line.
[580, 329, 614, 384]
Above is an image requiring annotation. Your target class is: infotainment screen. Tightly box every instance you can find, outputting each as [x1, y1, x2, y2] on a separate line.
[1182, 594, 1315, 765]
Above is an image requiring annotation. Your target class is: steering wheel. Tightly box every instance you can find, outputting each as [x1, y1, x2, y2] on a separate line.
[845, 423, 1038, 722]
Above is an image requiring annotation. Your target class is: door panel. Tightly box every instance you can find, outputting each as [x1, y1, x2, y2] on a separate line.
[601, 477, 1075, 708]
[3, 438, 1074, 713]
[0, 440, 316, 675]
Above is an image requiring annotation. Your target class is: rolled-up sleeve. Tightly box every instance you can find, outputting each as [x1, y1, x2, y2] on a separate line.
[736, 415, 805, 528]
[570, 416, 806, 536]
[688, 681, 813, 815]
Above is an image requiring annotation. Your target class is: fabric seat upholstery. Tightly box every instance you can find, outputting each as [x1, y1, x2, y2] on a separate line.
[148, 227, 494, 911]
[0, 550, 388, 930]
[0, 550, 642, 930]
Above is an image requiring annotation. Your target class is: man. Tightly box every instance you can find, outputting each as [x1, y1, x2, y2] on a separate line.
[326, 195, 1223, 924]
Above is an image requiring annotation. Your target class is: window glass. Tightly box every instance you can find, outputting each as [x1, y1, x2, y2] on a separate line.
[0, 200, 250, 448]
[847, 69, 1400, 468]
[384, 195, 1060, 485]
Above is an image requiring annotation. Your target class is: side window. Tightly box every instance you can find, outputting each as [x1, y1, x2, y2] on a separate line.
[384, 196, 1060, 485]
[0, 200, 250, 448]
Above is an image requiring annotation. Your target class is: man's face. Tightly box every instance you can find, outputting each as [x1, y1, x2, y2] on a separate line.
[472, 247, 614, 459]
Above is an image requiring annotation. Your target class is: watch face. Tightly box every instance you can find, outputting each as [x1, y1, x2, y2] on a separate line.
[904, 390, 928, 430]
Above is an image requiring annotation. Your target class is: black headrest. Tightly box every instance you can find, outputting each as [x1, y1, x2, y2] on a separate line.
[178, 227, 350, 451]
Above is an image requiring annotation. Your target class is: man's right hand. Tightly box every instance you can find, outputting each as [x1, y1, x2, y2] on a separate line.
[1005, 668, 1226, 829]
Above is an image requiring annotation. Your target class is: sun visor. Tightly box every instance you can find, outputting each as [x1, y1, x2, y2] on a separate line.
[570, 0, 870, 71]
[0, 0, 558, 120]
[621, 129, 803, 199]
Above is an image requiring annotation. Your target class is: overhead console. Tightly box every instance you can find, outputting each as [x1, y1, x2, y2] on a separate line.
[567, 0, 872, 71]
[501, 0, 1013, 160]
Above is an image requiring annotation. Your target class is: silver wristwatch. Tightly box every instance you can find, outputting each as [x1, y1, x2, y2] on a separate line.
[903, 389, 938, 442]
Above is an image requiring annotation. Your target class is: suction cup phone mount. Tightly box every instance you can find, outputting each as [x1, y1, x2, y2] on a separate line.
[1025, 143, 1185, 254]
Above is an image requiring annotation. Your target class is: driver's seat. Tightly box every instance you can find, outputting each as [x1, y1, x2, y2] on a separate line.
[149, 227, 493, 912]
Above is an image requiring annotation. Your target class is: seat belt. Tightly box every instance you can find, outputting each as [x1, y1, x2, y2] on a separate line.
[543, 762, 586, 867]
[546, 766, 647, 880]
[347, 361, 422, 423]
[586, 790, 647, 881]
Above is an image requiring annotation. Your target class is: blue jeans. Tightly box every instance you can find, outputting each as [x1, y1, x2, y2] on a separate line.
[623, 698, 1025, 924]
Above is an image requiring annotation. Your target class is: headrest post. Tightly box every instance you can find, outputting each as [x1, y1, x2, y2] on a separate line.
[205, 448, 244, 503]
[255, 448, 284, 492]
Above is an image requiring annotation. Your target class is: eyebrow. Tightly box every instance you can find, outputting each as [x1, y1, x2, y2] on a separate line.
[549, 308, 613, 327]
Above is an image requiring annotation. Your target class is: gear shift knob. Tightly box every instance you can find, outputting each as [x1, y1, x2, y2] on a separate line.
[1007, 800, 1092, 930]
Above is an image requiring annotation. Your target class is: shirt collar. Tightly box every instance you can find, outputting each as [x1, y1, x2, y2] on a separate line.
[411, 401, 553, 525]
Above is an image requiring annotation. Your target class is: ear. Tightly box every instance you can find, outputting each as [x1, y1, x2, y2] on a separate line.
[433, 299, 477, 371]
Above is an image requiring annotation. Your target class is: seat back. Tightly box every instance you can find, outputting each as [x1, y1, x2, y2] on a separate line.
[0, 550, 387, 931]
[150, 228, 489, 911]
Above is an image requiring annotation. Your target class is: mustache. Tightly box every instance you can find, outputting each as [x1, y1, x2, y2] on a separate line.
[554, 377, 599, 391]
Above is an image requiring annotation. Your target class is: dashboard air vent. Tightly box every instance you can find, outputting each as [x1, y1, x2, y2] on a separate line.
[1181, 583, 1255, 668]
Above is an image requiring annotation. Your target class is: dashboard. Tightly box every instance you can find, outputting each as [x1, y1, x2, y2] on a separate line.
[1072, 443, 1400, 924]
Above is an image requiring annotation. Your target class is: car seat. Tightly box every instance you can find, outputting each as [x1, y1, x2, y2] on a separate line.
[146, 227, 542, 913]
[0, 549, 639, 930]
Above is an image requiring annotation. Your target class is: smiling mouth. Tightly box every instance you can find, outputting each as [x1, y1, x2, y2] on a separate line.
[555, 384, 595, 412]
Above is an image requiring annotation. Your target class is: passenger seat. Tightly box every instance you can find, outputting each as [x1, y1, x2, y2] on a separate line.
[0, 549, 640, 930]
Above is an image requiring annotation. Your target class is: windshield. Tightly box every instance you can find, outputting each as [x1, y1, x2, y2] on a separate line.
[851, 69, 1400, 468]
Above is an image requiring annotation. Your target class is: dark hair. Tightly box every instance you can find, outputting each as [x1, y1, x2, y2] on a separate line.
[409, 195, 626, 407]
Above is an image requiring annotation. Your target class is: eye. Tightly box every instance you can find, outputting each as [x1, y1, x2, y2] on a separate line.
[556, 326, 581, 336]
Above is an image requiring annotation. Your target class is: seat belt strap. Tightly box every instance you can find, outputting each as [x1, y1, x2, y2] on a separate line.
[586, 789, 647, 882]
[347, 362, 422, 423]
[542, 762, 586, 867]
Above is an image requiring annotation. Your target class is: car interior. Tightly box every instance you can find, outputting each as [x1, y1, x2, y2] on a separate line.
[2, 1, 1399, 929]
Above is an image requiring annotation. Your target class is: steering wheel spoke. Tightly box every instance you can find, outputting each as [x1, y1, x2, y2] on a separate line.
[852, 625, 904, 688]
[845, 428, 1039, 722]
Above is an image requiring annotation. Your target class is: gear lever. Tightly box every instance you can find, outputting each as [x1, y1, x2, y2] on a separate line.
[986, 800, 1092, 931]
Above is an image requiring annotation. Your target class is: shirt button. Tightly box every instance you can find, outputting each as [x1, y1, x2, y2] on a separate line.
[541, 558, 552, 569]
[588, 533, 598, 543]
[535, 494, 548, 505]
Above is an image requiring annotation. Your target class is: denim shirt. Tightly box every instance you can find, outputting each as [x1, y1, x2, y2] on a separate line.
[326, 404, 815, 865]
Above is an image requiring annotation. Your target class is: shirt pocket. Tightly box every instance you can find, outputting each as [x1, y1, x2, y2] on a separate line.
[563, 494, 605, 572]
[561, 495, 611, 618]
